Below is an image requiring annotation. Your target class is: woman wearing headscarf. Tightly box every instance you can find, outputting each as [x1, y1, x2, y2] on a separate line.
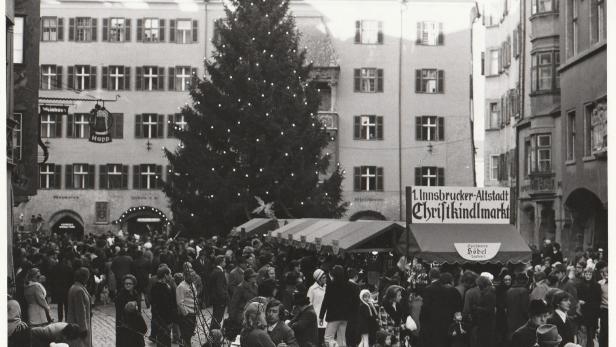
[24, 267, 52, 326]
[240, 301, 276, 347]
[357, 289, 379, 347]
[115, 274, 142, 347]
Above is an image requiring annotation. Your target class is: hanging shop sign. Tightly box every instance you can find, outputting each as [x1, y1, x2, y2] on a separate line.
[454, 243, 501, 261]
[88, 104, 113, 143]
[331, 239, 340, 254]
[315, 237, 322, 252]
[406, 186, 511, 224]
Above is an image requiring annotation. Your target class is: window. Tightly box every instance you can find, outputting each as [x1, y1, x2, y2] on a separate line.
[134, 164, 163, 189]
[524, 139, 531, 177]
[414, 167, 445, 186]
[99, 164, 128, 189]
[13, 17, 24, 63]
[67, 113, 90, 138]
[12, 113, 22, 161]
[138, 18, 165, 42]
[488, 49, 500, 76]
[103, 66, 130, 91]
[353, 166, 384, 191]
[585, 101, 607, 155]
[169, 66, 197, 91]
[171, 19, 198, 44]
[532, 0, 555, 14]
[531, 51, 559, 92]
[415, 116, 444, 141]
[41, 113, 62, 138]
[135, 114, 164, 138]
[42, 17, 63, 41]
[39, 164, 61, 189]
[590, 0, 606, 43]
[353, 115, 383, 140]
[567, 0, 578, 57]
[66, 163, 95, 189]
[481, 52, 485, 75]
[109, 113, 124, 139]
[68, 65, 96, 90]
[136, 66, 164, 91]
[416, 22, 443, 46]
[490, 155, 500, 180]
[69, 17, 97, 42]
[40, 65, 62, 90]
[355, 20, 383, 44]
[353, 68, 383, 93]
[168, 113, 188, 137]
[415, 69, 444, 93]
[212, 18, 227, 46]
[566, 110, 576, 160]
[103, 18, 130, 42]
[528, 134, 552, 173]
[513, 28, 519, 58]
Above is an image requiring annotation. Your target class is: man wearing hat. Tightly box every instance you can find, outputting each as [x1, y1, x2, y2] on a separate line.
[307, 269, 327, 345]
[511, 299, 550, 347]
[534, 324, 562, 347]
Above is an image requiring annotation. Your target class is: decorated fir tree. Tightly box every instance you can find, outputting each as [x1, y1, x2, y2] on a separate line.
[164, 0, 348, 236]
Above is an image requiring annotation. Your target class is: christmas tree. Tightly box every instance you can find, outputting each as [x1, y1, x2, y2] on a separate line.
[164, 0, 348, 236]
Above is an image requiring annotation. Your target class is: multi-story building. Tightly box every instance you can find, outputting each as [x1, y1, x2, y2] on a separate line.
[17, 0, 476, 236]
[558, 0, 607, 254]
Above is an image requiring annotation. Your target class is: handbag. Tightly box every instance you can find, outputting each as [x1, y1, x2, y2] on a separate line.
[405, 315, 417, 331]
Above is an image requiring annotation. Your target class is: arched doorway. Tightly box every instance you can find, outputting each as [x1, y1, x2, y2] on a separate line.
[49, 210, 85, 239]
[564, 188, 607, 255]
[113, 206, 169, 237]
[349, 210, 387, 221]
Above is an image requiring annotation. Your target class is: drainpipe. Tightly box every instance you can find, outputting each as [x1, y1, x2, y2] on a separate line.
[204, 0, 209, 68]
[398, 1, 406, 221]
[516, 0, 526, 231]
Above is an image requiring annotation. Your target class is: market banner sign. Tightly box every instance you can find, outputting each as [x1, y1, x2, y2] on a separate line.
[454, 243, 501, 261]
[406, 186, 511, 224]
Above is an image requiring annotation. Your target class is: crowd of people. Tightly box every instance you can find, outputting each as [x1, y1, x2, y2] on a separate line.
[7, 228, 609, 347]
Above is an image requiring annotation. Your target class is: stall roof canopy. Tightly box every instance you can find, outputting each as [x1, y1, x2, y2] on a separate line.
[230, 218, 280, 237]
[402, 223, 531, 264]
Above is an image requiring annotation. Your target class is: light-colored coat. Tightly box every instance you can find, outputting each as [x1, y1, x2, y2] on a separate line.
[307, 282, 326, 328]
[66, 283, 92, 347]
[24, 281, 50, 325]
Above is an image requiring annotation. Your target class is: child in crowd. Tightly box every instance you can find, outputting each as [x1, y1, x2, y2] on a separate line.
[448, 311, 467, 347]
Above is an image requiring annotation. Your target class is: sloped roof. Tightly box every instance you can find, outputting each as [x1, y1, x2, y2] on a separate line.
[295, 16, 339, 68]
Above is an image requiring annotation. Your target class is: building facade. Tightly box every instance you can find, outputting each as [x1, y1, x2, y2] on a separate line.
[16, 0, 476, 236]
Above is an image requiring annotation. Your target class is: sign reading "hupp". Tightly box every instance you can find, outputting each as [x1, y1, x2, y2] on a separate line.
[406, 186, 511, 224]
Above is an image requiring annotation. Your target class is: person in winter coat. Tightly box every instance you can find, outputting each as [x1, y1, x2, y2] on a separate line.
[266, 300, 299, 347]
[150, 266, 176, 346]
[547, 291, 575, 347]
[494, 272, 511, 345]
[66, 267, 92, 347]
[319, 265, 354, 347]
[472, 275, 496, 347]
[577, 267, 601, 347]
[209, 255, 228, 330]
[505, 273, 530, 340]
[31, 322, 88, 347]
[307, 269, 327, 344]
[240, 301, 276, 347]
[50, 257, 73, 322]
[510, 299, 550, 347]
[229, 268, 259, 338]
[115, 274, 142, 347]
[357, 289, 379, 347]
[24, 267, 52, 326]
[290, 292, 319, 347]
[117, 301, 147, 347]
[421, 271, 462, 347]
[447, 311, 467, 347]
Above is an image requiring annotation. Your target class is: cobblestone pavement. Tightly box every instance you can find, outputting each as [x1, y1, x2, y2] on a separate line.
[49, 303, 213, 347]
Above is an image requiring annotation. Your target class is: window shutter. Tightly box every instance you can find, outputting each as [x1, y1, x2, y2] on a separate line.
[377, 21, 383, 44]
[113, 113, 123, 138]
[415, 69, 422, 92]
[168, 114, 175, 138]
[99, 165, 108, 189]
[438, 117, 444, 140]
[125, 19, 131, 41]
[354, 21, 361, 43]
[102, 66, 108, 89]
[58, 18, 64, 40]
[136, 67, 143, 90]
[121, 165, 129, 189]
[169, 19, 176, 42]
[168, 67, 176, 90]
[124, 66, 130, 90]
[68, 66, 75, 90]
[135, 114, 143, 138]
[54, 165, 62, 188]
[155, 165, 163, 188]
[39, 67, 44, 89]
[137, 19, 143, 41]
[353, 167, 361, 191]
[102, 18, 108, 41]
[87, 164, 95, 189]
[376, 167, 383, 191]
[415, 117, 422, 141]
[353, 69, 361, 92]
[353, 116, 360, 139]
[91, 18, 97, 41]
[157, 114, 164, 138]
[69, 18, 75, 41]
[55, 114, 63, 137]
[376, 69, 383, 92]
[157, 67, 165, 90]
[67, 114, 74, 138]
[376, 116, 383, 139]
[55, 66, 63, 89]
[498, 48, 502, 72]
[437, 168, 445, 186]
[416, 22, 422, 44]
[437, 70, 444, 93]
[65, 164, 74, 189]
[89, 66, 97, 90]
[438, 23, 444, 45]
[133, 165, 140, 189]
[415, 167, 421, 185]
[192, 20, 198, 42]
[159, 19, 165, 41]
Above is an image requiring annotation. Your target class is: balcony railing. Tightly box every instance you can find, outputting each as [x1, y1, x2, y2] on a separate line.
[521, 172, 555, 196]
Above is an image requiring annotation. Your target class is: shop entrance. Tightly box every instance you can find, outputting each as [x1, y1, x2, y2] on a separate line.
[51, 215, 84, 239]
[115, 206, 169, 237]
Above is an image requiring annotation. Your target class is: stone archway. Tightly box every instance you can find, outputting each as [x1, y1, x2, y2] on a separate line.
[349, 210, 387, 221]
[564, 188, 607, 254]
[49, 210, 85, 239]
[113, 206, 169, 236]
